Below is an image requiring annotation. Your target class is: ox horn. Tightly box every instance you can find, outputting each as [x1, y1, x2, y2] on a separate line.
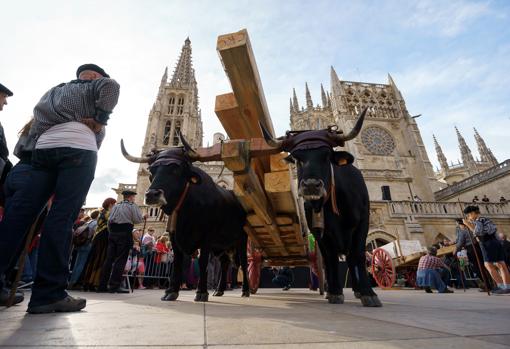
[121, 139, 151, 163]
[330, 107, 368, 145]
[178, 131, 200, 160]
[259, 121, 284, 149]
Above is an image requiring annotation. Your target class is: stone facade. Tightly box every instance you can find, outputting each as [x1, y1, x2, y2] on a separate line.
[290, 68, 509, 248]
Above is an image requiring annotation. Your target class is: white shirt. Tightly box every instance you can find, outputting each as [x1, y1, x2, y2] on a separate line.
[36, 121, 98, 152]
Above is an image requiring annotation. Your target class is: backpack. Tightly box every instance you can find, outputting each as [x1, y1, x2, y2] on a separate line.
[477, 217, 497, 236]
[73, 222, 91, 247]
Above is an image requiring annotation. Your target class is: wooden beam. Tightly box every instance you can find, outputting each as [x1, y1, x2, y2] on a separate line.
[217, 29, 275, 138]
[270, 153, 290, 172]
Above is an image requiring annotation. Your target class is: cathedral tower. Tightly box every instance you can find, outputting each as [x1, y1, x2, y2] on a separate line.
[290, 83, 335, 131]
[133, 38, 204, 205]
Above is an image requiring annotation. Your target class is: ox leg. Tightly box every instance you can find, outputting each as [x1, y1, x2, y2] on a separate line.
[162, 234, 181, 301]
[195, 248, 209, 302]
[238, 232, 250, 297]
[347, 227, 382, 307]
[318, 237, 344, 304]
[213, 254, 229, 297]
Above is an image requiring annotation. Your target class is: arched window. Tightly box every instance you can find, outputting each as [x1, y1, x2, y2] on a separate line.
[168, 95, 176, 115]
[172, 120, 182, 146]
[163, 120, 171, 145]
[176, 96, 185, 115]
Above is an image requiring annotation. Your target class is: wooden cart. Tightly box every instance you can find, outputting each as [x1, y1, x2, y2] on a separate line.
[371, 240, 456, 289]
[210, 29, 322, 294]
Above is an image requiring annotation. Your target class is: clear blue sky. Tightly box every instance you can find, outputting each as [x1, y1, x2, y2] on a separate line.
[1, 0, 509, 206]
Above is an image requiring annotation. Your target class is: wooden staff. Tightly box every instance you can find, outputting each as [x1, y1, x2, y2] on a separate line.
[6, 216, 40, 307]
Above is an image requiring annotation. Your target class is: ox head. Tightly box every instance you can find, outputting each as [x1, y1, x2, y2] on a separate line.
[260, 107, 367, 213]
[120, 132, 219, 214]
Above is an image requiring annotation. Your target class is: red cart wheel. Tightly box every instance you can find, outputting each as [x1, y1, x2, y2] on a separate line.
[247, 242, 262, 294]
[371, 248, 396, 289]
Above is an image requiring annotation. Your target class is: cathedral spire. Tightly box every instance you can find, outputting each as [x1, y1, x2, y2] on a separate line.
[455, 126, 476, 170]
[330, 66, 339, 83]
[289, 98, 294, 114]
[387, 73, 403, 101]
[170, 37, 195, 88]
[305, 82, 313, 109]
[433, 134, 449, 172]
[292, 88, 299, 112]
[474, 128, 498, 166]
[320, 84, 328, 108]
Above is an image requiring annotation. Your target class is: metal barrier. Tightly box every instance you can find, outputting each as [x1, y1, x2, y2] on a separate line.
[122, 250, 173, 291]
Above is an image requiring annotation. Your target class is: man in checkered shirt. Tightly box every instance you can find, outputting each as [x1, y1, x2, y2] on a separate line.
[416, 246, 454, 294]
[0, 64, 119, 313]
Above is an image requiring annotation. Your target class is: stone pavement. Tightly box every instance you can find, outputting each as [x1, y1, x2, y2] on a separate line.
[0, 288, 509, 348]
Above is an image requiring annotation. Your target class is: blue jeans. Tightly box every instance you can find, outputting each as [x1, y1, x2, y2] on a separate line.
[4, 163, 33, 211]
[417, 269, 447, 293]
[69, 243, 92, 285]
[0, 147, 96, 306]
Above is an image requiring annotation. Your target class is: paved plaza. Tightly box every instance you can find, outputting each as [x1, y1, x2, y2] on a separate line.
[0, 288, 509, 348]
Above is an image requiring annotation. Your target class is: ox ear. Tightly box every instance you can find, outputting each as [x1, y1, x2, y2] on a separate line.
[332, 151, 355, 166]
[283, 155, 295, 164]
[188, 170, 202, 185]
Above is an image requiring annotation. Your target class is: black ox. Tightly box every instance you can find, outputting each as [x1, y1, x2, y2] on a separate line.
[260, 108, 382, 307]
[121, 136, 250, 302]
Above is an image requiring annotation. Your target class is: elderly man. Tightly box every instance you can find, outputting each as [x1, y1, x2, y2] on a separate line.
[0, 64, 120, 312]
[98, 190, 146, 293]
[416, 247, 454, 293]
[463, 205, 510, 294]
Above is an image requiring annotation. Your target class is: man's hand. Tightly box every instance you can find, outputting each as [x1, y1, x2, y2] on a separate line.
[143, 213, 149, 219]
[81, 118, 104, 133]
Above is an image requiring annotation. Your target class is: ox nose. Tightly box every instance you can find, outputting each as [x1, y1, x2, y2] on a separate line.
[145, 189, 166, 206]
[300, 179, 325, 200]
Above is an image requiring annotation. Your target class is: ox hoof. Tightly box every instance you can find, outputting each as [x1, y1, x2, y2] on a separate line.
[213, 290, 224, 297]
[354, 291, 361, 299]
[241, 290, 250, 297]
[360, 295, 382, 307]
[161, 292, 179, 301]
[327, 294, 344, 304]
[194, 292, 209, 302]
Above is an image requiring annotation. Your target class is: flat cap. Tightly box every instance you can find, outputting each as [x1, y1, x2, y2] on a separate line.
[0, 83, 13, 96]
[76, 63, 110, 78]
[122, 190, 137, 196]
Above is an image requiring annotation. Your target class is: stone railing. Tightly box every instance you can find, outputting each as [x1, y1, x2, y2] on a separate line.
[435, 159, 510, 200]
[383, 200, 510, 218]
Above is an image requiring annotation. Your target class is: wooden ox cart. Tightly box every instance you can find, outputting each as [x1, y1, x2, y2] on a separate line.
[371, 239, 456, 289]
[208, 29, 323, 294]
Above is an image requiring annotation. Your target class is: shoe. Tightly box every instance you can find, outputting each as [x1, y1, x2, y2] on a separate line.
[492, 288, 510, 295]
[441, 289, 454, 294]
[424, 287, 433, 293]
[282, 285, 291, 291]
[137, 286, 146, 290]
[0, 288, 24, 306]
[96, 287, 108, 293]
[27, 295, 86, 314]
[109, 287, 130, 294]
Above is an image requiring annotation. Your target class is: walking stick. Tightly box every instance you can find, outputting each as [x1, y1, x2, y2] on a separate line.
[457, 199, 491, 295]
[6, 215, 40, 307]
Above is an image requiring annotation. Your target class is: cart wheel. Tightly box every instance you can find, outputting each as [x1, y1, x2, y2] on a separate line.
[406, 270, 417, 288]
[247, 246, 262, 294]
[371, 248, 396, 289]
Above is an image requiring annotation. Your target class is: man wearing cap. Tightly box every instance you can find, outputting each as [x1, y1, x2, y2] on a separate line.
[0, 64, 120, 312]
[98, 190, 146, 293]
